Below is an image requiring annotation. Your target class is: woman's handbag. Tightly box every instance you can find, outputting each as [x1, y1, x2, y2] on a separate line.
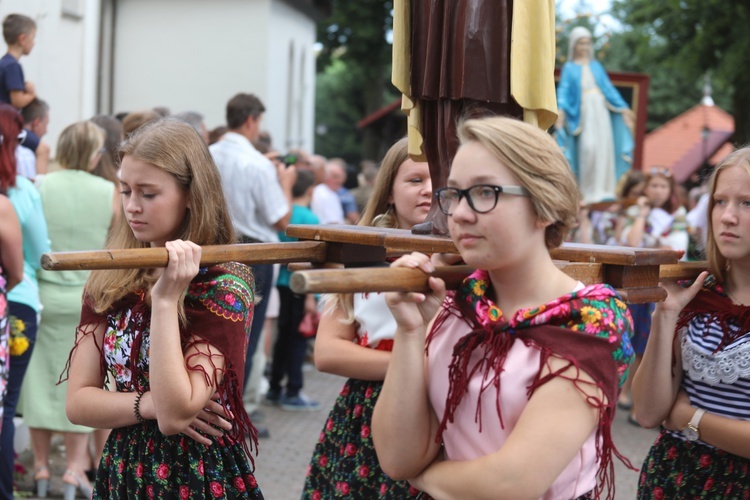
[298, 311, 320, 338]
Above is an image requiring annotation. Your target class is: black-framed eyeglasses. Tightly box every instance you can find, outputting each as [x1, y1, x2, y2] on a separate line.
[435, 184, 529, 215]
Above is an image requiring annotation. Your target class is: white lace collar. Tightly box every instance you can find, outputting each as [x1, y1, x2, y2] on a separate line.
[681, 328, 750, 386]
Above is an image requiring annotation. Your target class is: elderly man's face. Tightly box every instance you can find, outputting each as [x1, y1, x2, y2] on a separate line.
[326, 165, 346, 190]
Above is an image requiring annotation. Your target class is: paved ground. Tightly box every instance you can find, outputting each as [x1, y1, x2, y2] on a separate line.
[15, 367, 657, 499]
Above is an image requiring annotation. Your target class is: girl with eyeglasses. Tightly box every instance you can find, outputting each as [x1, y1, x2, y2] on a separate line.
[303, 137, 431, 499]
[372, 117, 635, 499]
[618, 166, 689, 425]
[633, 148, 750, 498]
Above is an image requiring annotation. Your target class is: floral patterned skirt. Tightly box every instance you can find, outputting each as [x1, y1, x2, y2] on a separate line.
[638, 430, 750, 499]
[302, 378, 420, 499]
[95, 420, 263, 499]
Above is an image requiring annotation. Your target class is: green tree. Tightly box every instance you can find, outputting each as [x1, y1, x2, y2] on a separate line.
[314, 59, 365, 162]
[314, 0, 397, 163]
[611, 0, 750, 141]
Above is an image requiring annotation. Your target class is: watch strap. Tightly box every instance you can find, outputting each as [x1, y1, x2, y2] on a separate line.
[688, 408, 706, 431]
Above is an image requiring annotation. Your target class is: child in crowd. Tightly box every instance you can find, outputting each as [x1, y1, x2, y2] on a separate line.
[303, 137, 431, 498]
[266, 170, 320, 411]
[0, 14, 36, 110]
[619, 166, 688, 425]
[634, 147, 750, 498]
[373, 117, 634, 499]
[267, 169, 320, 411]
[64, 118, 263, 498]
[16, 97, 49, 180]
[621, 166, 688, 254]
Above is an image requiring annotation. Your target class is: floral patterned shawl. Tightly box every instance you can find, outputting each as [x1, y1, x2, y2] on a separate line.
[428, 269, 636, 499]
[62, 262, 259, 464]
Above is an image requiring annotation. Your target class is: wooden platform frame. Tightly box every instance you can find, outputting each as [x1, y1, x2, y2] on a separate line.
[41, 225, 706, 304]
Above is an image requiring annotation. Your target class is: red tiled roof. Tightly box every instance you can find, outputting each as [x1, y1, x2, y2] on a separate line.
[642, 104, 734, 183]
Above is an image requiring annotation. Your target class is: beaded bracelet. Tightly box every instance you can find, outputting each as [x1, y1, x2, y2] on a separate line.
[133, 390, 146, 424]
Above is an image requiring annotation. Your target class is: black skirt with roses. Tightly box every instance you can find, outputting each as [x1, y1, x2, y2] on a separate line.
[302, 378, 420, 499]
[95, 420, 263, 499]
[638, 430, 750, 499]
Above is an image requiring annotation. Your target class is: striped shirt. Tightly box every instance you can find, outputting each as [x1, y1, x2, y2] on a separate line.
[666, 314, 750, 443]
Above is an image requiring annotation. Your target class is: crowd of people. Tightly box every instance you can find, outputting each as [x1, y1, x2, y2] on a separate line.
[0, 10, 746, 500]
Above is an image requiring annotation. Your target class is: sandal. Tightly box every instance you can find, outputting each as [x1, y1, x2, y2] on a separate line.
[34, 466, 50, 498]
[62, 469, 94, 500]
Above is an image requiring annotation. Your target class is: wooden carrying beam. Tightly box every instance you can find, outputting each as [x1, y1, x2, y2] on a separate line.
[283, 225, 695, 303]
[289, 261, 708, 304]
[42, 225, 680, 272]
[41, 241, 329, 271]
[40, 224, 706, 303]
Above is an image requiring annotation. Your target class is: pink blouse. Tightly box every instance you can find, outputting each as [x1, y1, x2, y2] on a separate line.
[427, 312, 599, 499]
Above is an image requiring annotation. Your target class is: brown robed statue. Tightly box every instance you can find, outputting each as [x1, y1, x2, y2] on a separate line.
[41, 1, 706, 300]
[392, 0, 558, 234]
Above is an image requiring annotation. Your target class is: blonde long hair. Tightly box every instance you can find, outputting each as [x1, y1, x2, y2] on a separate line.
[327, 137, 413, 321]
[84, 118, 236, 316]
[705, 146, 750, 283]
[359, 137, 410, 228]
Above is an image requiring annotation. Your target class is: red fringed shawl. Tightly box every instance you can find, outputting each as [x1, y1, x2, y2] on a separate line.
[427, 270, 636, 499]
[675, 276, 750, 353]
[61, 262, 259, 465]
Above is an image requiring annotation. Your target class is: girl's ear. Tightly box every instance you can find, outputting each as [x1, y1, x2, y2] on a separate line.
[536, 217, 553, 230]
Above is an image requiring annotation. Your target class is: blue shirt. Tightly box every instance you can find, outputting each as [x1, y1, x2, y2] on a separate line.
[337, 187, 358, 217]
[21, 128, 39, 153]
[276, 205, 319, 288]
[8, 175, 50, 311]
[0, 53, 25, 105]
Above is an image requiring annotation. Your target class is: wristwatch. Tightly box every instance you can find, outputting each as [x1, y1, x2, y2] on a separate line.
[681, 408, 706, 441]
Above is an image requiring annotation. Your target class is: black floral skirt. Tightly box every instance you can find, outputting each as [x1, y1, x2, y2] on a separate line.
[638, 430, 750, 499]
[95, 420, 263, 499]
[302, 378, 420, 499]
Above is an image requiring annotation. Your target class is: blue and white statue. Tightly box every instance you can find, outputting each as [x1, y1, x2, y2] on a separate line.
[556, 26, 634, 204]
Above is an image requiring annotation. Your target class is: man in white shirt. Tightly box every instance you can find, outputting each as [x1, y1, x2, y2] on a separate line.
[311, 161, 346, 224]
[209, 93, 296, 395]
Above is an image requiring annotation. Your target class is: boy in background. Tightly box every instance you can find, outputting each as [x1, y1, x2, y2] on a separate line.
[16, 98, 49, 179]
[0, 14, 36, 109]
[267, 169, 321, 411]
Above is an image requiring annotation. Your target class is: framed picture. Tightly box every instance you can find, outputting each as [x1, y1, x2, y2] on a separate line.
[555, 69, 650, 171]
